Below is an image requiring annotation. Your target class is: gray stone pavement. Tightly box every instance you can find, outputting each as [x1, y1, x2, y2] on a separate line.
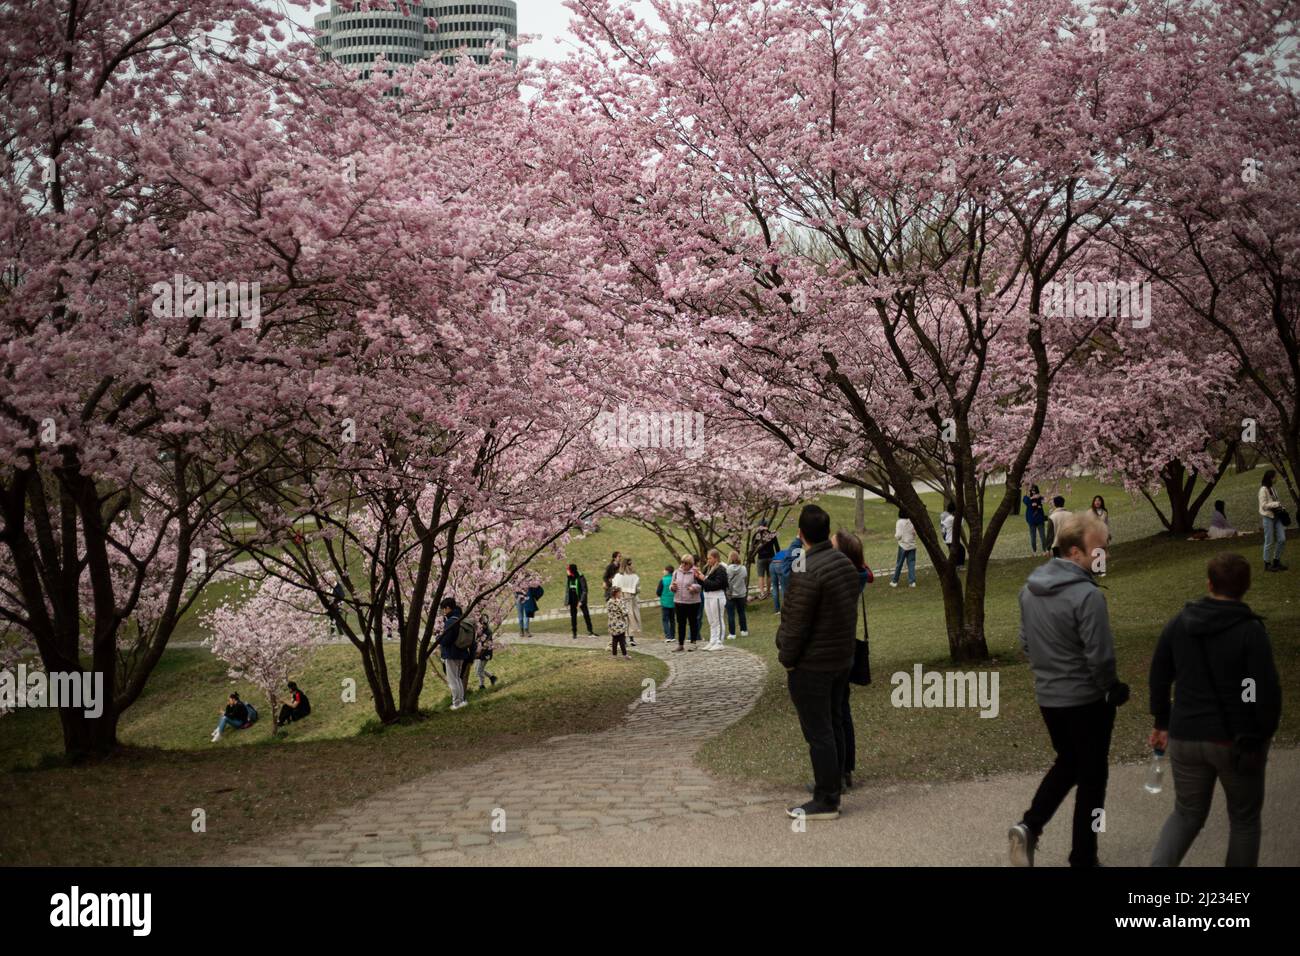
[217, 629, 1300, 867]
[218, 632, 773, 866]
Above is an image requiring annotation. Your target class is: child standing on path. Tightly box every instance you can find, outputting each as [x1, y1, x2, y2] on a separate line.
[607, 586, 631, 659]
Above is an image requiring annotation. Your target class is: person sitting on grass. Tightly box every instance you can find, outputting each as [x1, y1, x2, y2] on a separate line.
[606, 585, 631, 659]
[276, 681, 311, 727]
[211, 692, 255, 742]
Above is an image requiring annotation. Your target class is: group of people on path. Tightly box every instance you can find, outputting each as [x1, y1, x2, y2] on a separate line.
[435, 598, 499, 711]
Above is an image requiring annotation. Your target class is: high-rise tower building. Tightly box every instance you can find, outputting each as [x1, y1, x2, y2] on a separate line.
[313, 2, 518, 76]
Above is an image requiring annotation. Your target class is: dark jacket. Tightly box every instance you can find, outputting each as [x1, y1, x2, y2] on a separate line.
[225, 701, 249, 722]
[565, 573, 588, 606]
[1018, 558, 1117, 706]
[775, 539, 861, 671]
[438, 608, 471, 661]
[1149, 597, 1282, 741]
[700, 564, 729, 592]
[1023, 493, 1046, 526]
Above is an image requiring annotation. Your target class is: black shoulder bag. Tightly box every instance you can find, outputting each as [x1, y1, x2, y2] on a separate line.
[1189, 624, 1266, 776]
[850, 588, 872, 686]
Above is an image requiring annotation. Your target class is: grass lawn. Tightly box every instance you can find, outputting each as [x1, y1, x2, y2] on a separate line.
[0, 642, 665, 865]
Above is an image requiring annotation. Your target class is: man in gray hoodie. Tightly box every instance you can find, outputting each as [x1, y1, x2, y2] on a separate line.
[1009, 513, 1130, 867]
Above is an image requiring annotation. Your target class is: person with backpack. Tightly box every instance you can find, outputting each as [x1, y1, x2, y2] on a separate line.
[656, 564, 675, 644]
[436, 598, 472, 710]
[1148, 553, 1282, 866]
[1259, 469, 1288, 572]
[890, 510, 917, 588]
[211, 692, 255, 742]
[277, 681, 311, 727]
[724, 550, 749, 639]
[1023, 484, 1048, 554]
[565, 564, 595, 639]
[473, 614, 499, 690]
[1009, 513, 1129, 867]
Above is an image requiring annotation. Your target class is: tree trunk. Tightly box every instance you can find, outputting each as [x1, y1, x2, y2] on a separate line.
[57, 701, 119, 759]
[936, 559, 990, 663]
[854, 486, 865, 534]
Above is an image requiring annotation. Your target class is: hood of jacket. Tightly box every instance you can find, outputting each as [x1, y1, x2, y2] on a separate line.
[1179, 596, 1263, 637]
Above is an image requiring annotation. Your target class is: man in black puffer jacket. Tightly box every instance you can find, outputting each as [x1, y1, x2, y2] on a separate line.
[776, 504, 861, 820]
[1149, 552, 1282, 866]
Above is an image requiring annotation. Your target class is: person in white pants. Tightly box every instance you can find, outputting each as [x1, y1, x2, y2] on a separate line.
[696, 548, 730, 650]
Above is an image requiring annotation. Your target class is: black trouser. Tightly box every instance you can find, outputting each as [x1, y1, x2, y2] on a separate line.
[610, 632, 627, 656]
[787, 667, 850, 807]
[840, 682, 855, 774]
[568, 600, 593, 635]
[1023, 698, 1116, 866]
[674, 602, 701, 645]
[726, 596, 748, 635]
[277, 704, 306, 725]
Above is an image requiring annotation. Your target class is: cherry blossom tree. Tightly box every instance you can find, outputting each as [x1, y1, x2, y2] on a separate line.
[204, 578, 322, 731]
[561, 0, 1288, 661]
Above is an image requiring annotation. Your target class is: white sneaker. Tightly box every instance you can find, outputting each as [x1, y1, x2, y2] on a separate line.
[890, 581, 898, 588]
[740, 631, 749, 637]
[211, 731, 221, 743]
[909, 582, 916, 588]
[450, 701, 467, 711]
[726, 633, 736, 641]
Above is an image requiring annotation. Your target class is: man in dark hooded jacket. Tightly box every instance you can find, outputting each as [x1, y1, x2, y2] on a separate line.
[1149, 552, 1281, 866]
[1009, 513, 1129, 867]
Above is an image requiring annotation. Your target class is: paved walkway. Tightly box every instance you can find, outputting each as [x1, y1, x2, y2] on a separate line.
[219, 631, 1300, 867]
[221, 633, 772, 865]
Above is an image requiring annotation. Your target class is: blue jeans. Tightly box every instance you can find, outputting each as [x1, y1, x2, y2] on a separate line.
[773, 573, 785, 611]
[516, 598, 529, 633]
[215, 715, 246, 734]
[1263, 515, 1287, 564]
[660, 605, 674, 640]
[726, 596, 748, 635]
[892, 547, 916, 585]
[1029, 523, 1047, 553]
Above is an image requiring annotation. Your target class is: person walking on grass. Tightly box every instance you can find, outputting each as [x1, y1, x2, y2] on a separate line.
[724, 550, 749, 639]
[565, 563, 596, 639]
[606, 585, 631, 660]
[473, 613, 499, 690]
[436, 598, 471, 710]
[697, 548, 730, 651]
[1259, 469, 1288, 572]
[669, 554, 702, 651]
[656, 564, 675, 643]
[890, 509, 917, 587]
[777, 504, 861, 821]
[612, 556, 641, 646]
[1024, 484, 1048, 554]
[1009, 513, 1130, 867]
[1149, 553, 1282, 867]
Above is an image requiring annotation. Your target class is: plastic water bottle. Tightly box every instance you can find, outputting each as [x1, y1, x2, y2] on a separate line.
[1144, 748, 1165, 794]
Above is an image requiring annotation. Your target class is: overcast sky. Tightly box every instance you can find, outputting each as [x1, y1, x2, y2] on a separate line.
[273, 1, 605, 62]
